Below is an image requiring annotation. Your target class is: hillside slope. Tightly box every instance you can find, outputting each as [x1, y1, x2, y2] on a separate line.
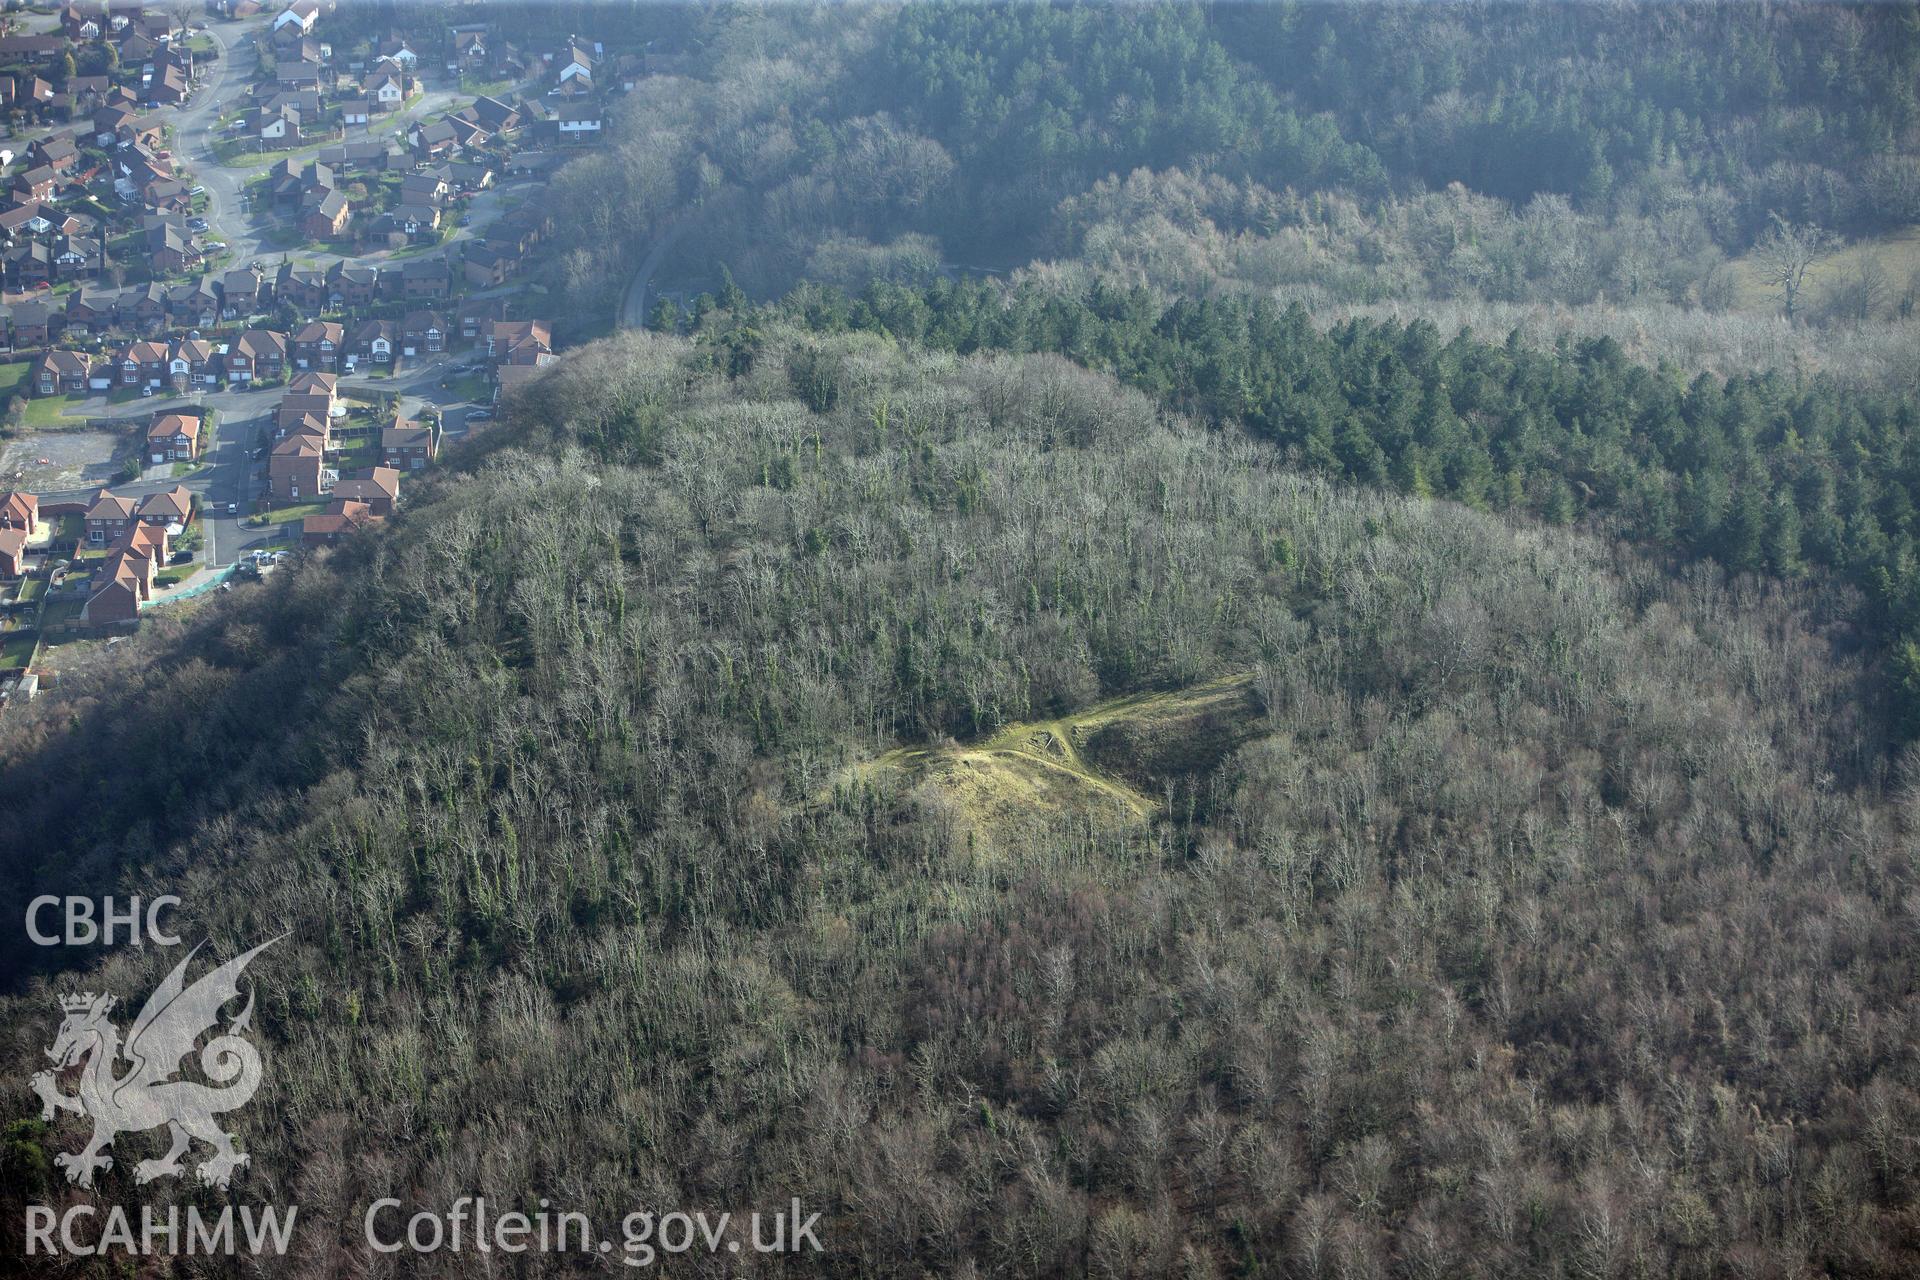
[2, 330, 1915, 1277]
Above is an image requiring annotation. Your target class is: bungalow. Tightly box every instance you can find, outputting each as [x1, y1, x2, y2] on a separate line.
[32, 349, 89, 396]
[398, 172, 449, 206]
[146, 412, 202, 463]
[275, 59, 322, 89]
[381, 418, 435, 470]
[447, 160, 497, 193]
[0, 35, 67, 62]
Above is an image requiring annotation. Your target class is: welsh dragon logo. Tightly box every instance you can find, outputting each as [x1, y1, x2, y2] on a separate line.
[29, 936, 281, 1189]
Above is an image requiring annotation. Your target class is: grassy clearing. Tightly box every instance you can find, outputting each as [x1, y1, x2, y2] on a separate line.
[259, 502, 324, 526]
[837, 673, 1261, 851]
[0, 361, 31, 401]
[1729, 224, 1920, 314]
[17, 394, 91, 428]
[0, 630, 38, 669]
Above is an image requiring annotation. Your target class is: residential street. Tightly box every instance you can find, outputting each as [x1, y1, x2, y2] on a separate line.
[33, 355, 470, 568]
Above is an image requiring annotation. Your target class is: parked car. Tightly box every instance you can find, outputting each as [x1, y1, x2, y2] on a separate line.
[466, 408, 493, 421]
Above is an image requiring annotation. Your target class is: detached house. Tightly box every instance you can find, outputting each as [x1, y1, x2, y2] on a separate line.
[0, 491, 40, 535]
[32, 348, 90, 396]
[488, 319, 554, 364]
[118, 339, 169, 388]
[401, 310, 445, 355]
[364, 65, 406, 109]
[293, 320, 344, 370]
[555, 102, 603, 140]
[270, 430, 325, 503]
[221, 266, 266, 317]
[226, 328, 288, 383]
[168, 338, 217, 387]
[301, 498, 377, 547]
[273, 0, 320, 35]
[348, 318, 394, 367]
[146, 413, 202, 463]
[136, 486, 194, 527]
[401, 257, 451, 301]
[301, 187, 350, 240]
[381, 417, 436, 470]
[84, 489, 138, 545]
[13, 301, 60, 348]
[330, 465, 399, 516]
[82, 528, 166, 624]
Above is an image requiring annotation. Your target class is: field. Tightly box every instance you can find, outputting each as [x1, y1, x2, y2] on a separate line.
[1729, 224, 1920, 314]
[0, 361, 30, 403]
